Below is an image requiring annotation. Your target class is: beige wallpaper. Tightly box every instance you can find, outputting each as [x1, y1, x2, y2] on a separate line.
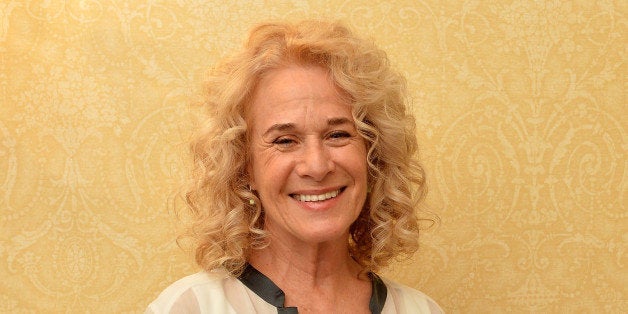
[1, 0, 626, 312]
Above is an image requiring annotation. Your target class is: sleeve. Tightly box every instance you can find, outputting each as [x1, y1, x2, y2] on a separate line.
[145, 288, 202, 314]
[145, 272, 234, 314]
[383, 278, 444, 314]
[425, 297, 444, 314]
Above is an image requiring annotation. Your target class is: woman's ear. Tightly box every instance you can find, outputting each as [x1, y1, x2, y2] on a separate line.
[246, 163, 257, 191]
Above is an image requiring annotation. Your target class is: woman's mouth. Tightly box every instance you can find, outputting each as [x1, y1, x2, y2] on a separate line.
[290, 187, 345, 202]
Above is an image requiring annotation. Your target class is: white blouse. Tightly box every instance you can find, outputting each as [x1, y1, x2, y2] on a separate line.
[146, 269, 443, 314]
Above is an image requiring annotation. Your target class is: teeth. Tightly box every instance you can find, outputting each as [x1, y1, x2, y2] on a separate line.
[293, 189, 340, 202]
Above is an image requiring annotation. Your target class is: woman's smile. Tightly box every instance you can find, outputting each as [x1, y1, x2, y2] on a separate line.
[290, 187, 343, 202]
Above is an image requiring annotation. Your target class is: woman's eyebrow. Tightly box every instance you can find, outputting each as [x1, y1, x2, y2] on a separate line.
[263, 117, 353, 137]
[263, 123, 295, 137]
[327, 117, 353, 126]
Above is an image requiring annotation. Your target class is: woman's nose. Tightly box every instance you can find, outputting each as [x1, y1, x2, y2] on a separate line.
[295, 141, 334, 181]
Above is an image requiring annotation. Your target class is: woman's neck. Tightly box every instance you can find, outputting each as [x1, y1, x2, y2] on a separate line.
[249, 232, 367, 284]
[247, 234, 371, 312]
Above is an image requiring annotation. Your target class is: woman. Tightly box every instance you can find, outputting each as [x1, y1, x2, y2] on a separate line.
[147, 20, 442, 313]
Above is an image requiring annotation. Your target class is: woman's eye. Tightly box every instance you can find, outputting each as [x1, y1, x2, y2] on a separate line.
[273, 137, 296, 146]
[329, 131, 351, 139]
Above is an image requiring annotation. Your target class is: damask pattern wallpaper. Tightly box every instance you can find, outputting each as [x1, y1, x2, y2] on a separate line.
[0, 0, 625, 312]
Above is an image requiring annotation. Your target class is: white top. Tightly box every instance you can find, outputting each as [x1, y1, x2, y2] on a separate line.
[146, 271, 443, 314]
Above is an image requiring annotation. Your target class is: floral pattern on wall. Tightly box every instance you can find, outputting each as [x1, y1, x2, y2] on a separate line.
[0, 1, 625, 312]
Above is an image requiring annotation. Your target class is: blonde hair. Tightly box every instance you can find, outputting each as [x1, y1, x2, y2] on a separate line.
[185, 20, 428, 276]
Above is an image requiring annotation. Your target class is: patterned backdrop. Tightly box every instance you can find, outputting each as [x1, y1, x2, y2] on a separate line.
[0, 0, 626, 312]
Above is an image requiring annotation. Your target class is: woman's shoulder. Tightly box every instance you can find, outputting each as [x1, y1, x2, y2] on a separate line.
[145, 271, 235, 314]
[154, 271, 225, 299]
[381, 277, 444, 314]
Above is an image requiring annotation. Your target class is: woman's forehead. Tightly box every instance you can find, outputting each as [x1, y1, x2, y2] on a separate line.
[248, 66, 351, 123]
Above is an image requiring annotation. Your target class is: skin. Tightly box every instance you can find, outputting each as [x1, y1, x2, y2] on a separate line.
[247, 65, 371, 313]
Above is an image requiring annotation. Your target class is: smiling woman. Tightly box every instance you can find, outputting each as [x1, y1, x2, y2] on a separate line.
[146, 20, 442, 313]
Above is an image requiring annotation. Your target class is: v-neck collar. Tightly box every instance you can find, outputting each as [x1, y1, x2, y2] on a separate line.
[238, 263, 387, 314]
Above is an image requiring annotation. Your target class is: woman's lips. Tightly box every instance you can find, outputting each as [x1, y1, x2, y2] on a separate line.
[290, 187, 346, 202]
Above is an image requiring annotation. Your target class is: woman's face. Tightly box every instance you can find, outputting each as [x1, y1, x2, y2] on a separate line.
[247, 65, 368, 246]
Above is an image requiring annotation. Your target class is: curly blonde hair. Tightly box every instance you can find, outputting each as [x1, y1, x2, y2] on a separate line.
[185, 20, 427, 276]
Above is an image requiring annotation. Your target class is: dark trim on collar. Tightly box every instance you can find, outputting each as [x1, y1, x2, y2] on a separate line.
[368, 272, 387, 314]
[238, 263, 298, 313]
[237, 263, 387, 314]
